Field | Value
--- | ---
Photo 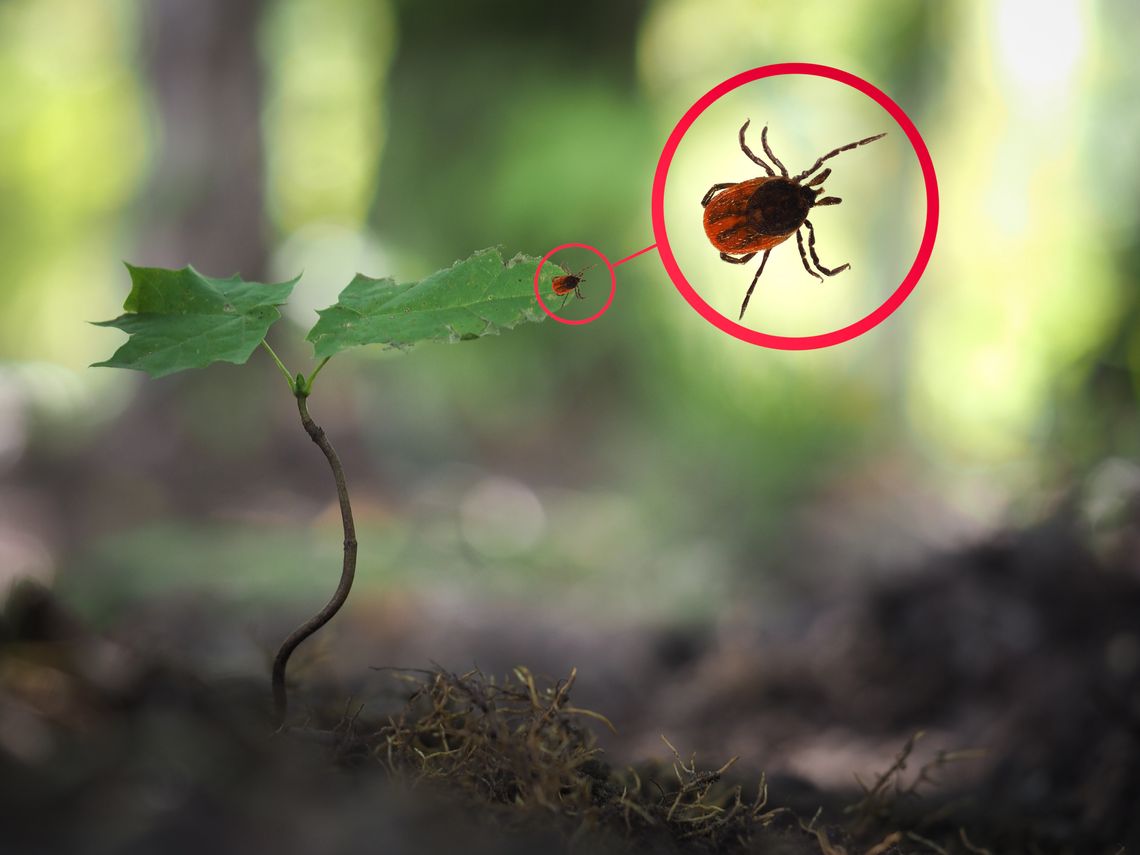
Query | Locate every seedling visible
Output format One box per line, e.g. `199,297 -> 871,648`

93,248 -> 561,726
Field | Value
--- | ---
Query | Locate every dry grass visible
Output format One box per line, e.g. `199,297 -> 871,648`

295,665 -> 995,854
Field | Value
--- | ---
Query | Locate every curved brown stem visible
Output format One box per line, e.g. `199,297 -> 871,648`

271,393 -> 357,727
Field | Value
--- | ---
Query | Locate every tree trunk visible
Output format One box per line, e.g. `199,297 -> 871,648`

137,0 -> 269,278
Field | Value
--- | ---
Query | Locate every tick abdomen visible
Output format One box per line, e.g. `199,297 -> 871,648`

704,177 -> 794,254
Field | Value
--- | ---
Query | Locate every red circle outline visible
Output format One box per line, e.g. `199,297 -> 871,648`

650,63 -> 939,350
533,243 -> 617,326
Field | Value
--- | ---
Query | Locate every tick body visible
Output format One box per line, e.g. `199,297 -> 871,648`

551,265 -> 595,305
702,120 -> 886,320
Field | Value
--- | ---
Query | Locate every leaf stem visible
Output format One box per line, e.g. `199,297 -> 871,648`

271,392 -> 357,727
305,355 -> 331,391
260,339 -> 295,391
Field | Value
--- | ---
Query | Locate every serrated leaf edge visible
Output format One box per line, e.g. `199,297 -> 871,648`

306,247 -> 556,357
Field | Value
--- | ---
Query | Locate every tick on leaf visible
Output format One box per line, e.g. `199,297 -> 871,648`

701,120 -> 886,320
551,265 -> 595,307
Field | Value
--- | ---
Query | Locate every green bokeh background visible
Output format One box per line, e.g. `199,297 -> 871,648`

2,0 -> 1139,651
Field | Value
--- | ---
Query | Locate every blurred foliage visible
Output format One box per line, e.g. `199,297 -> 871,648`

261,0 -> 393,234
2,0 -> 1140,621
0,0 -> 147,364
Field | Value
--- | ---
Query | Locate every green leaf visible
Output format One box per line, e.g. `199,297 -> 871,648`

93,265 -> 299,378
306,248 -> 559,359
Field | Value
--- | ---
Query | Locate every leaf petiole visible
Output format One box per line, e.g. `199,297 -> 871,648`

260,339 -> 296,392
305,356 -> 331,392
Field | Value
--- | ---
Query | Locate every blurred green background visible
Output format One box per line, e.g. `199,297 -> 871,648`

2,0 -> 1139,668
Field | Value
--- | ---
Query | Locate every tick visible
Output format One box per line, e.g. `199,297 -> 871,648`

701,120 -> 886,319
551,264 -> 595,306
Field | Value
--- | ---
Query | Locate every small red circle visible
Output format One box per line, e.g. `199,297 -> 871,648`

651,63 -> 939,350
534,243 -> 617,326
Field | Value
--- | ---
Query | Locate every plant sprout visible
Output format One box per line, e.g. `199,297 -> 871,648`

94,249 -> 560,725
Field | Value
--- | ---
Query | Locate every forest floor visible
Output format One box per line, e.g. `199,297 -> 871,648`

1,507 -> 1137,854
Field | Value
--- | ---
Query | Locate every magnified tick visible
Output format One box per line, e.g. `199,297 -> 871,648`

701,121 -> 885,320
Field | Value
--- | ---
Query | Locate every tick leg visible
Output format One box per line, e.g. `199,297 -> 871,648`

575,287 -> 585,300
738,249 -> 771,320
738,120 -> 775,176
793,132 -> 887,183
702,182 -> 737,207
795,229 -> 824,282
803,219 -> 850,277
761,125 -> 788,177
719,251 -> 756,265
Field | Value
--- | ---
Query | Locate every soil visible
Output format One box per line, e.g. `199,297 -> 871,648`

1,507 -> 1137,854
